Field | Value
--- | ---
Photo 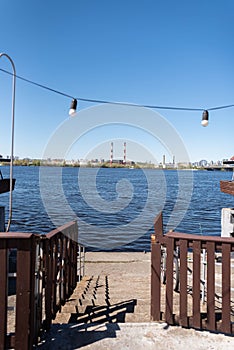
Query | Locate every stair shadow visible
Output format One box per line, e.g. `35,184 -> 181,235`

69,298 -> 137,324
37,274 -> 137,349
70,275 -> 137,324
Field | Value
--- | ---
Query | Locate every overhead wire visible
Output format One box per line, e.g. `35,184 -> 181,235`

0,67 -> 233,113
0,67 -> 74,99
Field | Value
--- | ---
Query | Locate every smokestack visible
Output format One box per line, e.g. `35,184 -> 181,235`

110,142 -> 113,165
123,142 -> 126,164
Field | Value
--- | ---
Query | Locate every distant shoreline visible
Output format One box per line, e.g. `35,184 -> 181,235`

0,160 -> 233,171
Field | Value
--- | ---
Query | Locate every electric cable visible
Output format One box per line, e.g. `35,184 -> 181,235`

0,67 -> 233,112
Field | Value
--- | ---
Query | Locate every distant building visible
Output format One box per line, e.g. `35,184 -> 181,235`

79,159 -> 89,166
199,159 -> 208,167
111,159 -> 124,164
162,155 -> 166,168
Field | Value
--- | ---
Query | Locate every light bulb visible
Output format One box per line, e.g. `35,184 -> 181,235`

69,108 -> 77,117
201,119 -> 209,127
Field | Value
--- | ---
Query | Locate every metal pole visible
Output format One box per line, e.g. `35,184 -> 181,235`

0,53 -> 16,232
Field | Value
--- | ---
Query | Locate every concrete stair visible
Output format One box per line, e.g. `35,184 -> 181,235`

53,252 -> 151,325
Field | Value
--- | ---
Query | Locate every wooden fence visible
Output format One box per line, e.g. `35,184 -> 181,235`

0,221 -> 82,350
151,212 -> 234,334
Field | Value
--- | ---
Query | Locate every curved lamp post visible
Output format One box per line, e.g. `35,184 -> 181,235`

0,53 -> 16,232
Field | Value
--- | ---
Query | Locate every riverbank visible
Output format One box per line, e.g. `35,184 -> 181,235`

1,160 -> 233,171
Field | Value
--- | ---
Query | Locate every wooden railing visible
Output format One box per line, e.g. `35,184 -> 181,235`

220,180 -> 234,196
151,212 -> 234,334
0,221 -> 83,350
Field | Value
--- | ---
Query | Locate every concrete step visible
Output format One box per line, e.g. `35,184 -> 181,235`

53,252 -> 151,326
53,272 -> 150,324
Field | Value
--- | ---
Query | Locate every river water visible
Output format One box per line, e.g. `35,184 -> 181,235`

0,166 -> 233,251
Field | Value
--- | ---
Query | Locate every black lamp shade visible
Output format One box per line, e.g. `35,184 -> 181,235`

70,98 -> 77,110
201,110 -> 209,126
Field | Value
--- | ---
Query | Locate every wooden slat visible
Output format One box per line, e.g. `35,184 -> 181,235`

52,236 -> 58,313
206,242 -> 215,331
154,212 -> 163,238
15,239 -> 32,349
221,243 -> 231,333
58,237 -> 63,304
0,232 -> 34,239
44,240 -> 52,330
64,236 -> 69,298
72,241 -> 78,288
179,239 -> 188,327
166,231 -> 234,245
165,238 -> 174,325
61,237 -> 66,302
151,235 -> 161,321
0,240 -> 8,350
46,221 -> 77,239
192,241 -> 201,329
220,181 -> 234,196
67,239 -> 72,296
29,237 -> 37,347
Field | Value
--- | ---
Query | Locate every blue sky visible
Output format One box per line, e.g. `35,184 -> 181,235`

0,0 -> 233,163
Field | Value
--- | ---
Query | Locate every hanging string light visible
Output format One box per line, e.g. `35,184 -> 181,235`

1,67 -> 234,125
201,110 -> 209,127
69,98 -> 77,116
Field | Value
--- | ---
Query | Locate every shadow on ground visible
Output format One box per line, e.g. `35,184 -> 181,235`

37,299 -> 137,349
36,323 -> 120,349
70,299 -> 137,324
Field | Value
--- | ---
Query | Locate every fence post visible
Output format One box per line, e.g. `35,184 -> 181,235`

206,242 -> 215,331
179,239 -> 188,327
15,236 -> 37,350
0,239 -> 7,350
151,234 -> 161,321
44,239 -> 52,330
165,237 -> 174,325
221,243 -> 231,334
192,240 -> 201,329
